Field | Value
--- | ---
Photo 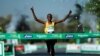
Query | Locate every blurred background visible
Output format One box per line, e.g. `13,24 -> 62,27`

0,0 -> 100,56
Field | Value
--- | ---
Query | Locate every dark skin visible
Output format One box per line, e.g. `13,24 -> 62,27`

31,7 -> 72,25
31,7 -> 72,56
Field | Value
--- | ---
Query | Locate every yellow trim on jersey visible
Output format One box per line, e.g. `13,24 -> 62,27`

44,21 -> 55,33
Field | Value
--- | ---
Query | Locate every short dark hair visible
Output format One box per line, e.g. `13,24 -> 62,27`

47,13 -> 52,18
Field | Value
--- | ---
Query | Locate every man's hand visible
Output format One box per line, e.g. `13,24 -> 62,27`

30,7 -> 35,14
30,7 -> 34,11
55,10 -> 72,24
68,10 -> 72,16
30,6 -> 45,24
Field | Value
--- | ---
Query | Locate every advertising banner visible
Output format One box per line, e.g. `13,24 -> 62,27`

81,44 -> 97,51
5,44 -> 15,56
0,33 -> 100,39
0,41 -> 4,56
66,44 -> 81,53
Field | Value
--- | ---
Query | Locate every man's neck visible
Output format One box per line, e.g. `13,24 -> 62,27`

48,21 -> 52,23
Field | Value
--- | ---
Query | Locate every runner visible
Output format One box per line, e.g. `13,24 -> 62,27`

31,7 -> 72,56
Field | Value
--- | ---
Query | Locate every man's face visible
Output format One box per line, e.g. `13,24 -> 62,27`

47,14 -> 52,21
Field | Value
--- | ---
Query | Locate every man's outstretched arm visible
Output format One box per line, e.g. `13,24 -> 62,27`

31,7 -> 45,24
55,10 -> 72,24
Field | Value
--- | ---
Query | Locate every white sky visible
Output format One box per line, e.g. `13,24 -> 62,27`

0,0 -> 88,19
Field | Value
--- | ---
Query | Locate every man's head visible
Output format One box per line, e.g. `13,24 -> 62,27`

47,13 -> 52,22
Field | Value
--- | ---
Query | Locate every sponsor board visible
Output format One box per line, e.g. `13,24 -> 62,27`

66,44 -> 81,53
66,44 -> 100,53
81,44 -> 97,51
0,41 -> 4,56
5,44 -> 15,56
24,44 -> 37,53
97,45 -> 100,51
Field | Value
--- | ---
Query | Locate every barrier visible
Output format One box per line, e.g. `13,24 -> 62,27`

0,41 -> 4,56
0,41 -> 15,56
5,44 -> 15,56
0,33 -> 100,39
0,33 -> 100,55
66,44 -> 100,54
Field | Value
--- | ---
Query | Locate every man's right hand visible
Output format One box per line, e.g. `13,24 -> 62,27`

31,7 -> 34,11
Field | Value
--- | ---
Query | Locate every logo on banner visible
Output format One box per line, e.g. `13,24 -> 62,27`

24,34 -> 33,39
65,34 -> 74,39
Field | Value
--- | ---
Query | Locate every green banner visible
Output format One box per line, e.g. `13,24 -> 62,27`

0,33 -> 100,39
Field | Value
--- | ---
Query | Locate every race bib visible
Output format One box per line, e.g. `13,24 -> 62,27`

47,26 -> 54,33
